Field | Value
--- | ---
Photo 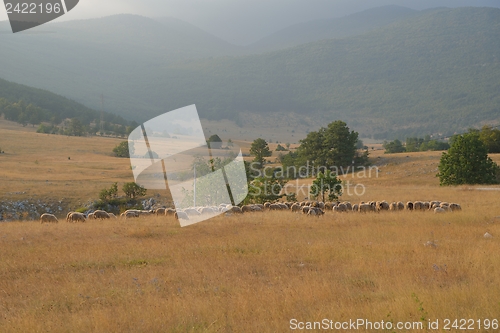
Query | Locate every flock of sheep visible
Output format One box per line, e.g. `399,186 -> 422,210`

239,200 -> 461,217
38,200 -> 461,223
282,200 -> 461,216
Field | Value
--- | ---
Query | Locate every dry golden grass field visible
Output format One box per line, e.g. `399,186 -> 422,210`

1,120 -> 500,332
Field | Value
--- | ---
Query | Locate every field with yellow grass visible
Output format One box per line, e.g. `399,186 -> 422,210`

1,119 -> 500,332
0,119 -> 291,208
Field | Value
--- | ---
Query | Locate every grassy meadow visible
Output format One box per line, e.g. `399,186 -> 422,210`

1,120 -> 500,332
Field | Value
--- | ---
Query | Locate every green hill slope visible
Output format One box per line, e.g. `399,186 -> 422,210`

0,77 -> 131,128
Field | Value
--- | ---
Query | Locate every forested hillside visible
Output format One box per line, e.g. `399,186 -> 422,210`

0,77 -> 134,135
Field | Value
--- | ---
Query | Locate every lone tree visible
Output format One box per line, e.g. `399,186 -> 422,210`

310,170 -> 343,202
250,138 -> 272,170
99,183 -> 118,201
437,132 -> 499,185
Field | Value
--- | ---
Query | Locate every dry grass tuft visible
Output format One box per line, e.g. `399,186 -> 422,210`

125,226 -> 158,238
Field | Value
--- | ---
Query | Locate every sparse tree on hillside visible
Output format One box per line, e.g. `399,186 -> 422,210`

250,138 -> 272,170
123,182 -> 147,199
207,134 -> 222,149
3,103 -> 22,122
25,104 -> 42,127
50,114 -> 61,126
297,120 -> 368,174
246,176 -> 286,204
383,139 -> 405,153
113,141 -> 130,158
0,97 -> 7,111
275,144 -> 287,151
405,137 -> 424,152
479,125 -> 500,153
68,118 -> 84,136
99,183 -> 118,201
17,112 -> 28,127
126,121 -> 139,135
310,170 -> 342,202
208,134 -> 222,142
437,132 -> 499,185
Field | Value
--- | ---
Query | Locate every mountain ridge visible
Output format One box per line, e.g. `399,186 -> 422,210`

248,5 -> 419,53
2,7 -> 500,139
150,7 -> 500,138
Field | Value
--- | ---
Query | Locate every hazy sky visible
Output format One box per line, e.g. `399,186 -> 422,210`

2,0 -> 500,44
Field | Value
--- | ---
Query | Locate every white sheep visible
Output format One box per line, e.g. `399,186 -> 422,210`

124,211 -> 140,218
307,207 -> 324,217
358,203 -> 374,213
93,210 -> 110,220
68,212 -> 86,223
40,213 -> 58,223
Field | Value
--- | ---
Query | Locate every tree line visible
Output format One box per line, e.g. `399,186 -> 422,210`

383,126 -> 500,154
0,97 -> 137,137
383,136 -> 450,154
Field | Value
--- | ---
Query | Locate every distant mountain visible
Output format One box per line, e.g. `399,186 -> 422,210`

54,14 -> 243,59
145,7 -> 500,138
2,7 -> 500,139
248,5 -> 419,53
0,14 -> 245,120
153,17 -> 243,54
